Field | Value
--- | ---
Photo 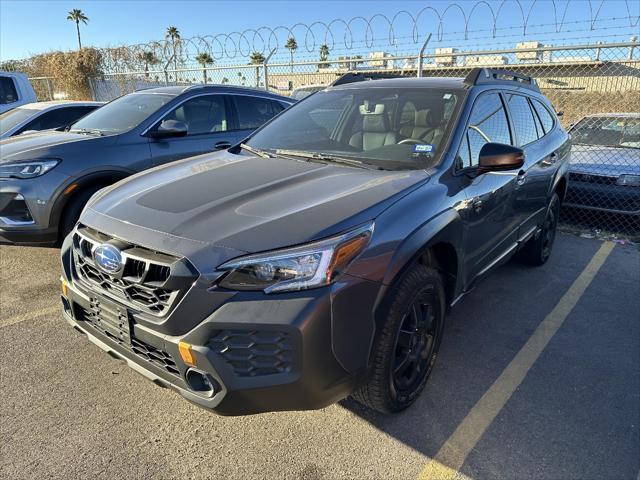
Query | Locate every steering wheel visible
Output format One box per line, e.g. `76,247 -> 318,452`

398,138 -> 423,145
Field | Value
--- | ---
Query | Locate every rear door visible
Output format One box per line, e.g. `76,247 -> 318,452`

229,95 -> 287,143
503,93 -> 557,239
457,91 -> 520,284
148,94 -> 240,166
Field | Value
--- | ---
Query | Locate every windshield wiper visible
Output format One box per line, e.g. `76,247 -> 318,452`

274,149 -> 378,170
69,128 -> 104,136
239,143 -> 274,158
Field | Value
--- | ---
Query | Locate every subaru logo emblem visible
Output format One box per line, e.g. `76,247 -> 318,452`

94,244 -> 123,274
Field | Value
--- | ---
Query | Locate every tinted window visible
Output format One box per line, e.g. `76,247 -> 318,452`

164,95 -> 228,135
19,106 -> 98,133
71,93 -> 173,134
0,107 -> 35,135
505,93 -> 539,145
457,93 -> 511,169
532,99 -> 554,133
0,76 -> 18,105
234,96 -> 284,130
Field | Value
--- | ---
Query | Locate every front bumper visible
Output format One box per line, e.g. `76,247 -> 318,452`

0,173 -> 71,244
60,234 -> 381,415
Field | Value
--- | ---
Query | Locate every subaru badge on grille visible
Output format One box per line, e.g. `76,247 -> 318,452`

94,244 -> 123,274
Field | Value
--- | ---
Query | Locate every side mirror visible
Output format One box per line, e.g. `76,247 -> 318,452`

149,119 -> 188,139
478,142 -> 524,173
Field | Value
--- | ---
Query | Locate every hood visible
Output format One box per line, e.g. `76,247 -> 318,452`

82,151 -> 427,264
0,130 -> 116,163
570,144 -> 640,177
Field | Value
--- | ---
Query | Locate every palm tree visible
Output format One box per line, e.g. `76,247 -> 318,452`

67,9 -> 89,50
195,52 -> 214,84
319,44 -> 330,69
166,26 -> 181,72
221,77 -> 229,84
249,51 -> 265,87
138,51 -> 160,78
285,37 -> 298,73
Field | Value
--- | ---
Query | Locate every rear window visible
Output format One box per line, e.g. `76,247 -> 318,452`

505,93 -> 539,146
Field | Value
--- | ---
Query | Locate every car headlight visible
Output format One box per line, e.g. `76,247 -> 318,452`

0,159 -> 60,179
616,174 -> 640,187
217,222 -> 374,293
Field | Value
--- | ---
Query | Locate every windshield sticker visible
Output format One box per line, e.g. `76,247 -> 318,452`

413,144 -> 434,153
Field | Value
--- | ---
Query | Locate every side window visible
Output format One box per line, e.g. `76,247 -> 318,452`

233,96 -> 285,130
505,93 -> 539,145
457,93 -> 511,169
529,99 -> 545,138
0,76 -> 19,105
164,95 -> 228,135
531,99 -> 554,134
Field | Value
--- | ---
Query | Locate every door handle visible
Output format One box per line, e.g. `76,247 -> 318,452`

516,170 -> 526,186
214,141 -> 232,150
543,151 -> 558,166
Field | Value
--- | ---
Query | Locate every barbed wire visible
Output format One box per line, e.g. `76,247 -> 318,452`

109,0 -> 638,63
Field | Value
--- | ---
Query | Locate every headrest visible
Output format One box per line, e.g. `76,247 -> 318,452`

363,114 -> 388,133
359,102 -> 385,115
415,109 -> 435,128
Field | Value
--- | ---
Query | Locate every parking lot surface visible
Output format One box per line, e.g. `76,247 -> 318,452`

1,233 -> 638,480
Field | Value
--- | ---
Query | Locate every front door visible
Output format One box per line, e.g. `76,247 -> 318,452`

457,92 -> 520,285
149,94 -> 243,166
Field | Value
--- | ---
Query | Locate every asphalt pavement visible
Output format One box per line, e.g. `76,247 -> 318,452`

0,233 -> 638,480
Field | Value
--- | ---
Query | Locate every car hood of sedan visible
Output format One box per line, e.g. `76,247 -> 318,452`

81,150 -> 427,263
570,144 -> 640,177
0,130 -> 113,163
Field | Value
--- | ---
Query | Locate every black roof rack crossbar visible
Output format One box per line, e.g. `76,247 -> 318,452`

463,68 -> 540,92
331,71 -> 405,86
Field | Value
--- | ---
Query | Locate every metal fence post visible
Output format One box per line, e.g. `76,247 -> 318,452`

263,48 -> 276,91
417,33 -> 432,77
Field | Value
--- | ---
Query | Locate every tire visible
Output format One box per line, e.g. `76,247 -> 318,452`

59,186 -> 103,242
516,192 -> 560,266
352,264 -> 446,414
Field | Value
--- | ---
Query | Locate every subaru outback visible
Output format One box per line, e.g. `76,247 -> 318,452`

60,69 -> 570,415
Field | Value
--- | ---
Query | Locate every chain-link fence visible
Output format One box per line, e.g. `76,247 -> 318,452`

25,37 -> 639,239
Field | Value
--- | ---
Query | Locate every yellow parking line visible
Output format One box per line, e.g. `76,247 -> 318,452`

0,304 -> 60,329
418,241 -> 615,480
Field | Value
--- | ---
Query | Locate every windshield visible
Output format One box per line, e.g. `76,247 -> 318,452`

246,87 -> 462,171
70,92 -> 173,134
0,107 -> 37,135
571,116 -> 640,149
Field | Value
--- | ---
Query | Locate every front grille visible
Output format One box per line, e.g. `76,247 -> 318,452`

74,303 -> 179,376
72,225 -> 196,316
569,172 -> 617,185
209,330 -> 293,377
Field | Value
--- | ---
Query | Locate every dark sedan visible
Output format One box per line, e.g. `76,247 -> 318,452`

566,113 -> 640,220
0,85 -> 293,244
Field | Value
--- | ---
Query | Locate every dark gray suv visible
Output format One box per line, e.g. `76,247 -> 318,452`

0,85 -> 293,244
60,69 -> 570,415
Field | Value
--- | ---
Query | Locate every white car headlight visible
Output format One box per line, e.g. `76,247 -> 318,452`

217,222 -> 374,293
616,174 -> 640,187
0,159 -> 60,179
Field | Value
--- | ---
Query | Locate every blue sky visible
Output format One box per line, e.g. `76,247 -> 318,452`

1,0 -> 638,62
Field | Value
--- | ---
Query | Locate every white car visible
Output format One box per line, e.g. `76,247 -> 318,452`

290,84 -> 326,100
0,71 -> 37,114
0,101 -> 103,139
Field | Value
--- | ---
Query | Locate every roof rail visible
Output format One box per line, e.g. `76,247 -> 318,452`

331,71 -> 405,87
463,68 -> 540,92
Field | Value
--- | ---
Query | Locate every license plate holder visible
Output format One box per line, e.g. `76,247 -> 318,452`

88,295 -> 132,345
